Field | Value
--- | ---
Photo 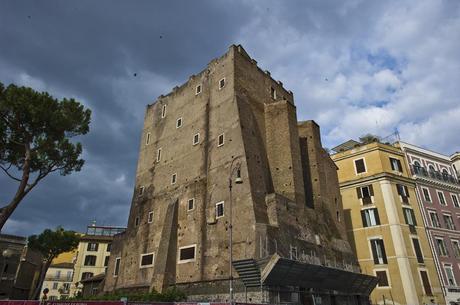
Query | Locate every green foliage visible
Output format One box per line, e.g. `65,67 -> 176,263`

69,287 -> 187,302
28,227 -> 79,261
359,133 -> 381,144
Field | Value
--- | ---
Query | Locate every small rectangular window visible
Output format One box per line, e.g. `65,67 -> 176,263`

355,158 -> 366,174
452,194 -> 460,208
193,133 -> 200,145
219,78 -> 225,89
156,148 -> 162,163
104,256 -> 110,267
452,240 -> 460,258
138,186 -> 145,196
270,87 -> 276,99
196,85 -> 202,95
403,208 -> 417,226
370,238 -> 387,264
397,184 -> 410,204
140,253 -> 154,268
146,132 -> 151,145
429,212 -> 441,228
444,264 -> 457,286
290,245 -> 298,260
179,245 -> 196,263
438,191 -> 447,205
412,238 -> 424,263
114,257 -> 121,277
148,211 -> 154,223
389,157 -> 403,172
171,173 -> 177,184
375,270 -> 389,287
218,134 -> 224,147
420,270 -> 433,296
135,216 -> 140,227
361,208 -> 380,227
161,105 -> 166,118
443,214 -> 456,230
357,185 -> 374,205
176,117 -> 183,128
107,243 -> 112,252
84,255 -> 97,266
216,201 -> 224,218
436,238 -> 448,256
187,198 -> 195,211
422,188 -> 432,202
87,243 -> 99,252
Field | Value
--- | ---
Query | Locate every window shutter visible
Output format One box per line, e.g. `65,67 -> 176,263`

396,184 -> 402,196
361,210 -> 368,227
411,210 -> 417,226
379,239 -> 388,264
369,184 -> 374,196
404,185 -> 410,197
420,271 -> 433,296
371,240 -> 379,264
397,159 -> 403,172
403,209 -> 409,224
374,209 -> 381,225
413,239 -> 424,263
357,187 -> 363,199
390,158 -> 395,171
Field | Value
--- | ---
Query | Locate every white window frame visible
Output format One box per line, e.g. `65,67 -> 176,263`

218,133 -> 225,147
444,263 -> 457,286
138,186 -> 145,197
271,87 -> 276,99
451,239 -> 460,258
113,257 -> 121,277
219,78 -> 226,90
148,211 -> 154,223
443,213 -> 455,230
435,237 -> 448,256
429,211 -> 441,228
161,105 -> 166,118
361,207 -> 379,227
421,187 -> 432,202
437,190 -> 447,206
216,201 -> 224,218
145,132 -> 151,145
374,268 -> 391,288
195,84 -> 202,95
193,133 -> 200,145
178,244 -> 197,264
187,198 -> 195,211
156,148 -> 162,163
369,237 -> 387,265
139,252 -> 155,268
176,117 -> 183,128
353,157 -> 367,175
451,193 -> 460,208
171,173 -> 177,185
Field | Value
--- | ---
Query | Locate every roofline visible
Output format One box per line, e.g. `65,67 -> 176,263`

398,141 -> 451,162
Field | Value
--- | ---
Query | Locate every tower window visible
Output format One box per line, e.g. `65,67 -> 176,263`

171,173 -> 177,184
176,117 -> 183,128
134,216 -> 140,227
219,78 -> 225,89
217,133 -> 225,147
114,257 -> 121,277
196,85 -> 202,95
271,87 -> 276,99
216,201 -> 224,218
187,198 -> 195,211
148,211 -> 154,223
354,158 -> 366,174
156,148 -> 162,162
140,253 -> 154,268
161,105 -> 166,118
138,186 -> 145,196
146,132 -> 151,145
193,133 -> 200,145
178,245 -> 196,263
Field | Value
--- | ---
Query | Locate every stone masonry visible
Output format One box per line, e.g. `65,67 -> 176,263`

103,45 -> 376,305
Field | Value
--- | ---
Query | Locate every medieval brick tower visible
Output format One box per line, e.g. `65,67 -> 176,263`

103,45 -> 376,304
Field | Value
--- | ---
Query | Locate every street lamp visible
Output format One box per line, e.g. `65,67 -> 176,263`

229,157 -> 243,304
0,249 -> 15,284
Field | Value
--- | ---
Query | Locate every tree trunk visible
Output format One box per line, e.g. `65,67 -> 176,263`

0,143 -> 31,231
32,259 -> 52,300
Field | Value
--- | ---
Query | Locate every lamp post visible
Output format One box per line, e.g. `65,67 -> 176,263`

229,157 -> 243,304
0,249 -> 15,285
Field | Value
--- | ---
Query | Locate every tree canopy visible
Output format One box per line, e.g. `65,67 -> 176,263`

0,82 -> 91,230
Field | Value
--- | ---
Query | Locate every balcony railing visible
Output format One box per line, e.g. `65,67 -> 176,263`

45,275 -> 73,282
410,165 -> 460,186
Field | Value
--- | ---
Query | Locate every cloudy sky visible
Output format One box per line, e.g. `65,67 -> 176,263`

1,0 -> 459,236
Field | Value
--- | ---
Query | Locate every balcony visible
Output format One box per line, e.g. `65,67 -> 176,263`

410,165 -> 460,186
45,275 -> 73,282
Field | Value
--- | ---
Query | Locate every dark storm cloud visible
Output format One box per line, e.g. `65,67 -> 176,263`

0,0 -> 253,235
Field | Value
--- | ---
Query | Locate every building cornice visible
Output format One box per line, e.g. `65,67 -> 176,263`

338,172 -> 415,189
331,142 -> 404,162
399,141 -> 452,163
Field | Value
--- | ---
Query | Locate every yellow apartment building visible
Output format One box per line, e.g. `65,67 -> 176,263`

70,224 -> 125,297
331,141 -> 445,305
40,250 -> 77,300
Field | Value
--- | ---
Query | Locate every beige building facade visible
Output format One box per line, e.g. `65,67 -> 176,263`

70,225 -> 124,297
332,141 -> 445,305
103,45 -> 376,305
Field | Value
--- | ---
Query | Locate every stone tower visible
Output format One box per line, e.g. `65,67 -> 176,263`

103,45 -> 376,304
